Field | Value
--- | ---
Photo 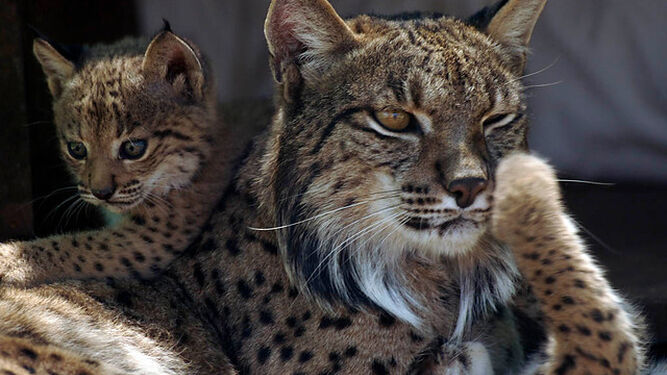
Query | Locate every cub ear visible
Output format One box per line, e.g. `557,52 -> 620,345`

142,30 -> 205,101
33,38 -> 75,98
264,0 -> 358,101
468,0 -> 547,74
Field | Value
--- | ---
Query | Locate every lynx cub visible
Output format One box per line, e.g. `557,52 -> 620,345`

0,27 -> 257,286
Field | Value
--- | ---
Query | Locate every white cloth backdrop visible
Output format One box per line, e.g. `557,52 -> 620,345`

137,0 -> 667,182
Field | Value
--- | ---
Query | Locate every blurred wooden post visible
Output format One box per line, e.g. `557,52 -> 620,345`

0,0 -> 33,240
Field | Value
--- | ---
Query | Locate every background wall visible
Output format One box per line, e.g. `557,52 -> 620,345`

137,0 -> 667,182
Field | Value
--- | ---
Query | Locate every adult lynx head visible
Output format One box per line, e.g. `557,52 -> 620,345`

33,25 -> 215,213
261,0 -> 546,325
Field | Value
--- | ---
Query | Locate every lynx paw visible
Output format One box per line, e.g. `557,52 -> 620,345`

491,153 -> 562,246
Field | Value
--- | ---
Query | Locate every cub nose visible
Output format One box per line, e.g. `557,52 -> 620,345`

91,186 -> 116,201
447,178 -> 488,209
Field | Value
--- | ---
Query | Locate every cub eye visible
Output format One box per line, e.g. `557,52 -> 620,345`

67,142 -> 87,160
482,113 -> 520,133
374,109 -> 411,131
119,139 -> 148,160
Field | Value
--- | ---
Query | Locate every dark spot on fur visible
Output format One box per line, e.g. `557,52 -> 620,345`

299,351 -> 313,363
255,271 -> 266,286
329,352 -> 340,362
371,360 -> 389,375
555,355 -> 576,375
237,279 -> 253,299
591,308 -> 604,323
257,346 -> 271,364
133,251 -> 145,263
410,331 -> 424,342
562,296 -> 575,304
319,316 -> 352,330
545,276 -> 555,284
558,324 -> 570,333
273,332 -> 286,344
19,348 -> 37,360
271,282 -> 284,293
294,326 -> 306,337
617,342 -> 629,363
378,313 -> 396,328
280,346 -> 294,361
259,309 -> 275,325
576,325 -> 592,336
598,331 -> 613,341
344,346 -> 358,357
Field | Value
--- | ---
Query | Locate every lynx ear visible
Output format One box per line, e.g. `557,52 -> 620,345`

264,0 -> 357,101
142,31 -> 205,101
470,0 -> 547,74
33,38 -> 75,98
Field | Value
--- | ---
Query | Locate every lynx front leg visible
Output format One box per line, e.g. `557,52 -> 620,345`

491,153 -> 645,375
0,178 -> 218,287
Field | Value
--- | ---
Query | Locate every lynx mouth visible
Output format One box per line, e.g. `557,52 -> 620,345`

403,216 -> 483,235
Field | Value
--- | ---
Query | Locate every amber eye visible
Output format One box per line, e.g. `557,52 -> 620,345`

374,109 -> 411,131
67,142 -> 87,160
119,139 -> 148,160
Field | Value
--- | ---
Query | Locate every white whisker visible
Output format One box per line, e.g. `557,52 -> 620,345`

556,179 -> 615,186
248,195 -> 400,231
523,81 -> 563,89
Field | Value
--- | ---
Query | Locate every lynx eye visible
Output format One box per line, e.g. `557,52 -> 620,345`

67,142 -> 87,160
482,113 -> 520,133
119,139 -> 148,160
374,109 -> 411,131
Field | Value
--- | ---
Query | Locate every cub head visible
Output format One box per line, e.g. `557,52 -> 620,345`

33,26 -> 215,213
262,0 -> 546,325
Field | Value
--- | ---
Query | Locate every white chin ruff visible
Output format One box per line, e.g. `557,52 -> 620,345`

404,220 -> 488,258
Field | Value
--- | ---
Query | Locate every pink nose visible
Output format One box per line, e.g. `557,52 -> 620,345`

447,178 -> 488,208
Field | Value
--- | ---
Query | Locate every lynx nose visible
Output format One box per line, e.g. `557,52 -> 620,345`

91,186 -> 116,201
447,178 -> 488,209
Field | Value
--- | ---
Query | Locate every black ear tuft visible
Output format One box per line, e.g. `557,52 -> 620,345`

162,19 -> 172,33
466,0 -> 509,30
28,25 -> 85,66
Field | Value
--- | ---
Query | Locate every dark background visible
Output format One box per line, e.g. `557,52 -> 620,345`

0,0 -> 665,362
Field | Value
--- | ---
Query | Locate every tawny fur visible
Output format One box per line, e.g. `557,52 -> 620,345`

492,154 -> 645,375
0,32 -> 268,287
0,0 -> 648,374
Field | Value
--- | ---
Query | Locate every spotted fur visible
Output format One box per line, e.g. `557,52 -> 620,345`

0,29 -> 259,286
0,1 -> 649,374
492,154 -> 646,375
